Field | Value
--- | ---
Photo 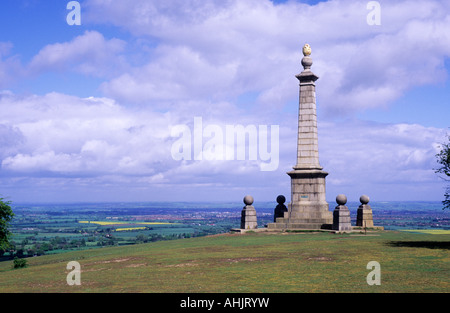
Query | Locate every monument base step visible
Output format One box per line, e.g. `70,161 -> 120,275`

276,217 -> 333,224
231,225 -> 384,233
267,222 -> 332,230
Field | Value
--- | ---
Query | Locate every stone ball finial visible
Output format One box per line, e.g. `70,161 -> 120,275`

301,56 -> 313,70
336,194 -> 347,206
302,43 -> 311,56
276,195 -> 286,204
243,195 -> 254,206
360,195 -> 370,205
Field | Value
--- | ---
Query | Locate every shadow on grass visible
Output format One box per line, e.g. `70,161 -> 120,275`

386,241 -> 450,250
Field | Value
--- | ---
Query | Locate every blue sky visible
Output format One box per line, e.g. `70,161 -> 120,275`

0,0 -> 449,204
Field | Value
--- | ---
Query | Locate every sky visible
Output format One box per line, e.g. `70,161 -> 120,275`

0,0 -> 449,204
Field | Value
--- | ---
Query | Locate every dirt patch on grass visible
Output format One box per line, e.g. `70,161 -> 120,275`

166,261 -> 199,268
306,256 -> 333,261
84,257 -> 144,268
102,258 -> 132,263
91,257 -> 143,265
83,267 -> 111,272
219,257 -> 274,264
125,263 -> 147,268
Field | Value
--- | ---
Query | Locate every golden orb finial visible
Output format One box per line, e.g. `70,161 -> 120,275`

302,43 -> 311,56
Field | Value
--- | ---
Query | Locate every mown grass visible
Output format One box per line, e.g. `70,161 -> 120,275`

0,230 -> 448,293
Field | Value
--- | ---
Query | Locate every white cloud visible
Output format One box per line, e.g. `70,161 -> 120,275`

100,44 -> 241,104
0,122 -> 25,160
0,92 -> 282,180
0,92 -> 173,176
0,89 -> 446,201
0,42 -> 25,88
84,0 -> 450,117
319,120 -> 448,200
1,0 -> 449,202
29,30 -> 127,78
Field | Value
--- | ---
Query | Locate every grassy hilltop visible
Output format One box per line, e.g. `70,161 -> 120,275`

0,230 -> 448,293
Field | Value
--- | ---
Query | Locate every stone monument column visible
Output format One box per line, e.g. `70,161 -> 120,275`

294,43 -> 322,171
269,44 -> 332,230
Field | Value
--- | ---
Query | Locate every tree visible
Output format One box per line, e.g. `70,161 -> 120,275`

435,135 -> 450,210
13,257 -> 27,269
0,197 -> 15,250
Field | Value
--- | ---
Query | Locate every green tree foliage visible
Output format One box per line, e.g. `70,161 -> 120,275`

13,257 -> 27,269
435,135 -> 450,210
0,197 -> 15,250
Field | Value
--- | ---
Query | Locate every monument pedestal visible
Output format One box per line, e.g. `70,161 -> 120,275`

241,195 -> 257,230
332,194 -> 352,232
268,169 -> 332,230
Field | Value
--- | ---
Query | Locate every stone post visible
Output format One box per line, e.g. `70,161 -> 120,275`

274,195 -> 288,222
356,195 -> 374,227
241,195 -> 257,230
332,194 -> 352,232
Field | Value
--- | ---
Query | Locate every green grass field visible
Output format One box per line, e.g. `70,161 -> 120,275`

0,230 -> 448,293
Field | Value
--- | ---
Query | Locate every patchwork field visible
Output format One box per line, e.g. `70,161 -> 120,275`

78,221 -> 176,226
0,230 -> 448,293
400,229 -> 450,235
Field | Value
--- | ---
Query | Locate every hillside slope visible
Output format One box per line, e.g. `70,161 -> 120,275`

0,231 -> 448,293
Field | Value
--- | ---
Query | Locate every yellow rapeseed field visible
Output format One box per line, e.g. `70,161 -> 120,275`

115,227 -> 147,231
